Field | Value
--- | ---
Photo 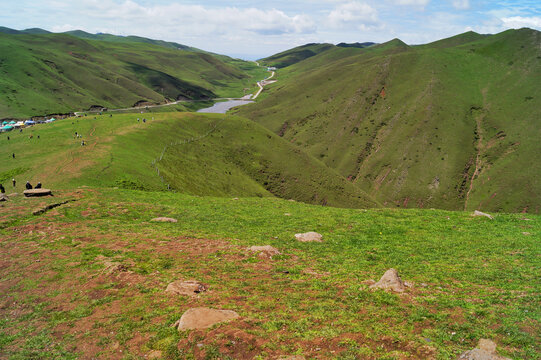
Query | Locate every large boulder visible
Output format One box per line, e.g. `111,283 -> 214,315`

23,188 -> 52,197
174,307 -> 239,330
369,268 -> 406,293
294,232 -> 323,242
165,280 -> 207,296
248,245 -> 281,258
457,339 -> 511,360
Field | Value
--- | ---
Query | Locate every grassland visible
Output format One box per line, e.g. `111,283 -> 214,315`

0,31 -> 267,118
0,109 -> 539,359
0,184 -> 539,359
237,28 -> 541,213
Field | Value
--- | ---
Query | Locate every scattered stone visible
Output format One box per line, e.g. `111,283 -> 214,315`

248,245 -> 281,258
23,188 -> 53,197
284,213 -> 291,216
232,197 -> 239,200
472,210 -> 494,220
295,232 -> 323,242
147,350 -> 163,359
174,307 -> 239,330
522,232 -> 531,236
369,268 -> 406,293
151,217 -> 177,223
277,356 -> 306,360
165,280 -> 207,296
458,339 -> 511,360
103,260 -> 129,275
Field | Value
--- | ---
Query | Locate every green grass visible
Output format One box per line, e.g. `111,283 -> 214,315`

0,187 -> 539,359
237,28 -> 541,213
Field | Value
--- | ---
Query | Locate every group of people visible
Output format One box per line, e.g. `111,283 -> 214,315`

25,181 -> 42,190
0,179 -> 42,193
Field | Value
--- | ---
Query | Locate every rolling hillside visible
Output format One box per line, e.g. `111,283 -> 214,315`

0,29 -> 266,118
237,28 -> 541,213
0,112 -> 377,209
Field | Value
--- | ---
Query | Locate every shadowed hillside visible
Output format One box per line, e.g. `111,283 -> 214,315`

237,28 -> 541,213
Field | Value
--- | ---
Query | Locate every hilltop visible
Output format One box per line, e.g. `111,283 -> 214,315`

0,29 -> 267,118
237,28 -> 541,213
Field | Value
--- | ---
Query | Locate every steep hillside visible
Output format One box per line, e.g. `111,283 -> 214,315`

0,31 -> 266,118
237,29 -> 541,213
0,112 -> 378,209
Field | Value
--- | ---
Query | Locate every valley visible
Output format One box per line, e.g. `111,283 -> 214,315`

0,25 -> 539,360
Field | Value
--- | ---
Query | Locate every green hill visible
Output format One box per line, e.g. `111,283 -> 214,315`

0,31 -> 266,118
237,28 -> 541,213
0,111 -> 377,209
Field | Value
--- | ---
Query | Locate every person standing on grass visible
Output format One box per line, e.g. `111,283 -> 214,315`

0,184 -> 5,194
35,182 -> 42,189
12,153 -> 15,159
26,181 -> 32,190
12,178 -> 16,187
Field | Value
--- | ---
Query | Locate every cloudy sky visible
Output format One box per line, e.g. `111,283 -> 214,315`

1,0 -> 540,59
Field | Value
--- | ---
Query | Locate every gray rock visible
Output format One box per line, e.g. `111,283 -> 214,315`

369,268 -> 405,293
294,232 -> 323,242
166,280 -> 207,296
151,217 -> 178,223
457,339 -> 511,360
248,245 -> 281,257
23,188 -> 52,197
174,307 -> 239,330
472,210 -> 494,220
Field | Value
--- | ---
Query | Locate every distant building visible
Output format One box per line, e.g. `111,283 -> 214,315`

267,67 -> 277,71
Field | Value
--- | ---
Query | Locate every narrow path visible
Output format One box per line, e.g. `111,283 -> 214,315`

74,64 -> 275,116
253,71 -> 275,99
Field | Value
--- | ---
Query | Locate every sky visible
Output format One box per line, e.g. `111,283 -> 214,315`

1,0 -> 540,59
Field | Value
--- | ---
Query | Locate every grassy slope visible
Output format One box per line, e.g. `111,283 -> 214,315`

0,187 -> 538,359
237,29 -> 541,213
259,43 -> 336,68
0,33 -> 267,118
0,112 -> 377,209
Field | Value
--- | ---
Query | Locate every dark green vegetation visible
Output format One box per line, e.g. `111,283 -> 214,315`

0,28 -> 267,118
238,28 -> 541,213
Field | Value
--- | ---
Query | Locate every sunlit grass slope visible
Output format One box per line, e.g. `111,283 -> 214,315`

0,112 -> 378,208
237,28 -> 541,213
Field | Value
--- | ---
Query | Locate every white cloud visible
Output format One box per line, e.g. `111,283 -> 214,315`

452,0 -> 470,10
391,0 -> 430,6
54,0 -> 316,37
328,1 -> 380,29
501,16 -> 541,29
